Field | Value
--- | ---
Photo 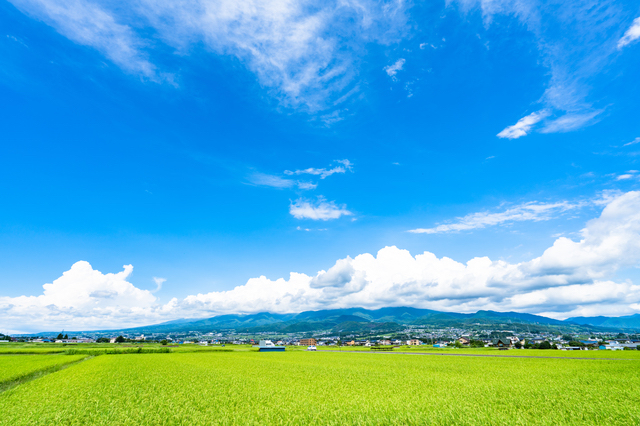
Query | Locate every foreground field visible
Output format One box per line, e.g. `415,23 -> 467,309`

0,350 -> 638,425
0,354 -> 86,386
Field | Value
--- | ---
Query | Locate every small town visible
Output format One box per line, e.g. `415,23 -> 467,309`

8,327 -> 640,351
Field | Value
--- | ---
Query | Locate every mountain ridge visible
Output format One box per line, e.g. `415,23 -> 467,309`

18,307 -> 640,336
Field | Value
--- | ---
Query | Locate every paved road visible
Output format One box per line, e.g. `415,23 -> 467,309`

321,350 -> 634,361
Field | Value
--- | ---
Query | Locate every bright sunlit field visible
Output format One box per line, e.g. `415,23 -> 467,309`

0,349 -> 639,425
0,354 -> 87,386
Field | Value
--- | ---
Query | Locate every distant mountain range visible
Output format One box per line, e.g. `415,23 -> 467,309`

23,307 -> 640,336
565,313 -> 640,330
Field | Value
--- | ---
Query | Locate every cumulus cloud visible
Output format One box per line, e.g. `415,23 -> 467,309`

618,16 -> 640,49
0,261 -> 168,332
497,110 -> 550,139
11,0 -> 408,110
289,197 -> 352,220
181,191 -> 640,319
4,191 -> 640,333
408,199 -> 585,234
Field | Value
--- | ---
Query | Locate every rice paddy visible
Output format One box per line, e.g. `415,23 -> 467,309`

0,348 -> 638,425
0,354 -> 87,386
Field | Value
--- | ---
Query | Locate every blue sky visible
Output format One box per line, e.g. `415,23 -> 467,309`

1,0 -> 640,332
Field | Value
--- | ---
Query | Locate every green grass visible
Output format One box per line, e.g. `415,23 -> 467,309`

319,345 -> 640,359
63,347 -> 172,355
0,354 -> 87,386
0,344 -> 67,354
0,351 -> 638,425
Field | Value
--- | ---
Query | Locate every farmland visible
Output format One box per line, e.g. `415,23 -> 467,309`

0,348 -> 639,425
0,354 -> 87,388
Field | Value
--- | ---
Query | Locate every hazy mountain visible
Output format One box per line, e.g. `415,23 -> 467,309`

565,313 -> 640,329
22,307 -> 640,337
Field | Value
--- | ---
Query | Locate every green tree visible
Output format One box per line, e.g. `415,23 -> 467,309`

514,342 -> 522,349
115,336 -> 125,343
56,333 -> 64,340
539,341 -> 552,350
64,334 -> 68,339
161,340 -> 168,346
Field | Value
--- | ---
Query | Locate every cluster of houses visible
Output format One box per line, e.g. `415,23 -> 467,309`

434,336 -> 640,350
28,337 -> 95,343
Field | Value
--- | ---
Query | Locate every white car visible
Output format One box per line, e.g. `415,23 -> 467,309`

307,345 -> 317,351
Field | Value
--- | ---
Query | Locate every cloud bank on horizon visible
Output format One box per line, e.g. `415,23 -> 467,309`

3,191 -> 640,333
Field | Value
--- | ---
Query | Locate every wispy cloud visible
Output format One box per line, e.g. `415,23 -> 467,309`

248,172 -> 315,190
618,16 -> 640,49
296,226 -> 328,232
249,173 -> 295,189
10,0 -> 161,80
540,110 -> 603,134
623,137 -> 640,147
152,277 -> 165,293
11,0 -> 408,111
384,58 -> 405,80
616,170 -> 639,181
290,197 -> 352,220
285,159 -> 353,179
497,110 -> 550,139
296,181 -> 318,190
408,200 -> 580,234
454,0 -> 625,136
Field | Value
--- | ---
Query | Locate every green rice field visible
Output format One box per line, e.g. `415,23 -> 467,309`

0,347 -> 639,425
0,354 -> 87,386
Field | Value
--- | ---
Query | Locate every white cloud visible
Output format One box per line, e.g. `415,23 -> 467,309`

181,191 -> 640,319
384,58 -> 405,78
248,172 -> 295,189
284,159 -> 353,179
540,110 -> 603,134
497,110 -> 549,139
408,199 -> 581,234
296,181 -> 318,190
453,0 -> 624,135
616,170 -> 638,181
4,191 -> 640,332
623,137 -> 640,147
152,277 -> 166,293
618,16 -> 640,49
10,0 -> 160,80
289,197 -> 352,220
0,261 -> 167,332
11,0 -> 408,110
248,173 -> 317,190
